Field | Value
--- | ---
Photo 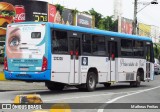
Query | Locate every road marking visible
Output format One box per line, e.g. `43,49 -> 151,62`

43,92 -> 114,102
43,90 -> 143,102
97,85 -> 160,112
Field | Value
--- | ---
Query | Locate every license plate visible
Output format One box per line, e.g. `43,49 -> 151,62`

20,68 -> 28,71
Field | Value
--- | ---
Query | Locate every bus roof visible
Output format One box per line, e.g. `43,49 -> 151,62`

9,22 -> 152,42
50,23 -> 152,42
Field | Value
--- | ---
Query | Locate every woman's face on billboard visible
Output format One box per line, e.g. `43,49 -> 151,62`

7,27 -> 22,58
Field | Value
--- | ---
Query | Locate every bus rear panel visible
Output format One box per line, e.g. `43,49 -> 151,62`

4,23 -> 51,81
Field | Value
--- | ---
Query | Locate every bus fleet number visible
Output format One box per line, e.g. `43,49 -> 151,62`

53,57 -> 63,60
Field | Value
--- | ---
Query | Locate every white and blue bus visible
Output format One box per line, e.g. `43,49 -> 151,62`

4,22 -> 154,91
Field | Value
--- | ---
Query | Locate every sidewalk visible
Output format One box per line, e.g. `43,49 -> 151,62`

0,81 -> 47,91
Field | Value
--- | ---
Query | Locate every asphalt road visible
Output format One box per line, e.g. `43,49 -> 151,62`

0,75 -> 160,112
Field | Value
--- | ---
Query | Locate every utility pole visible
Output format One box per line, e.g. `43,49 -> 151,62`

132,0 -> 158,35
132,0 -> 138,35
113,0 -> 122,33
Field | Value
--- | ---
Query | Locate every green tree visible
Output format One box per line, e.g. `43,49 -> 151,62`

102,16 -> 113,31
86,8 -> 118,31
111,19 -> 118,32
55,4 -> 64,15
96,16 -> 118,31
88,8 -> 102,28
154,43 -> 160,59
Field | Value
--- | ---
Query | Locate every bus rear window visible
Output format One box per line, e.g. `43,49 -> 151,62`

31,32 -> 41,39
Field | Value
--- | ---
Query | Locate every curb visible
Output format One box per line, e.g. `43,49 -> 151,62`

0,72 -> 6,80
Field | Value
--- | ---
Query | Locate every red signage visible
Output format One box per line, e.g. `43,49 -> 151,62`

14,5 -> 25,22
48,4 -> 56,23
121,17 -> 133,34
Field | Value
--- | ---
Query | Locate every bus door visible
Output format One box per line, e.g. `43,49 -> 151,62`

108,41 -> 117,81
69,37 -> 81,84
146,45 -> 151,79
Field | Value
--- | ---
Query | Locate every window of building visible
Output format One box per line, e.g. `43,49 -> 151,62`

52,30 -> 68,54
121,39 -> 133,56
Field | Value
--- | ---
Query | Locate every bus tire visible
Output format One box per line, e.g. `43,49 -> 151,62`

86,72 -> 97,92
45,82 -> 64,91
104,83 -> 111,88
130,72 -> 141,87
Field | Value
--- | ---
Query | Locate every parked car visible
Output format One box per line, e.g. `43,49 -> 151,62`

154,58 -> 160,75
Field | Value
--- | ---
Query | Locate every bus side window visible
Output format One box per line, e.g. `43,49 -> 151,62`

133,40 -> 144,57
92,35 -> 106,56
52,30 -> 68,54
82,34 -> 92,55
121,39 -> 133,56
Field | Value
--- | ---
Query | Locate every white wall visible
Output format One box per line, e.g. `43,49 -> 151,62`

151,25 -> 160,43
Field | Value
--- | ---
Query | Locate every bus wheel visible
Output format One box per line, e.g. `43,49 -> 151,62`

135,75 -> 141,87
86,72 -> 97,92
130,72 -> 141,87
104,83 -> 111,88
45,82 -> 64,91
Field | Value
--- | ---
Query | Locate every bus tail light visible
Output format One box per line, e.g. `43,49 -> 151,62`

111,53 -> 115,60
70,51 -> 74,59
75,51 -> 79,59
70,51 -> 73,55
42,56 -> 48,71
4,57 -> 8,71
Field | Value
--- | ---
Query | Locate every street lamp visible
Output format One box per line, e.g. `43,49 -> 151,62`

132,0 -> 158,35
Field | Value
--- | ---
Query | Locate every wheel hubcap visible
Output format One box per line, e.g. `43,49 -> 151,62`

137,76 -> 140,82
89,76 -> 95,88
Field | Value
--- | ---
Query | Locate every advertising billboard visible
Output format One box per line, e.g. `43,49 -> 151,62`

138,23 -> 151,37
48,7 -> 74,25
121,17 -> 133,34
32,0 -> 52,4
62,8 -> 74,25
0,0 -> 48,36
76,13 -> 93,28
48,4 -> 57,23
0,2 -> 15,36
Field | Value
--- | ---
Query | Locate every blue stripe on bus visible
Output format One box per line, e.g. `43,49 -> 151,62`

50,23 -> 152,41
9,22 -> 152,41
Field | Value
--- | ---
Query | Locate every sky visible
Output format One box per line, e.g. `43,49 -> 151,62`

48,0 -> 160,27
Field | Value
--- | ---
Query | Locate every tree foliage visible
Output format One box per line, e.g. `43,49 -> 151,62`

154,43 -> 160,59
86,8 -> 118,31
88,8 -> 102,28
55,4 -> 64,15
98,16 -> 118,31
